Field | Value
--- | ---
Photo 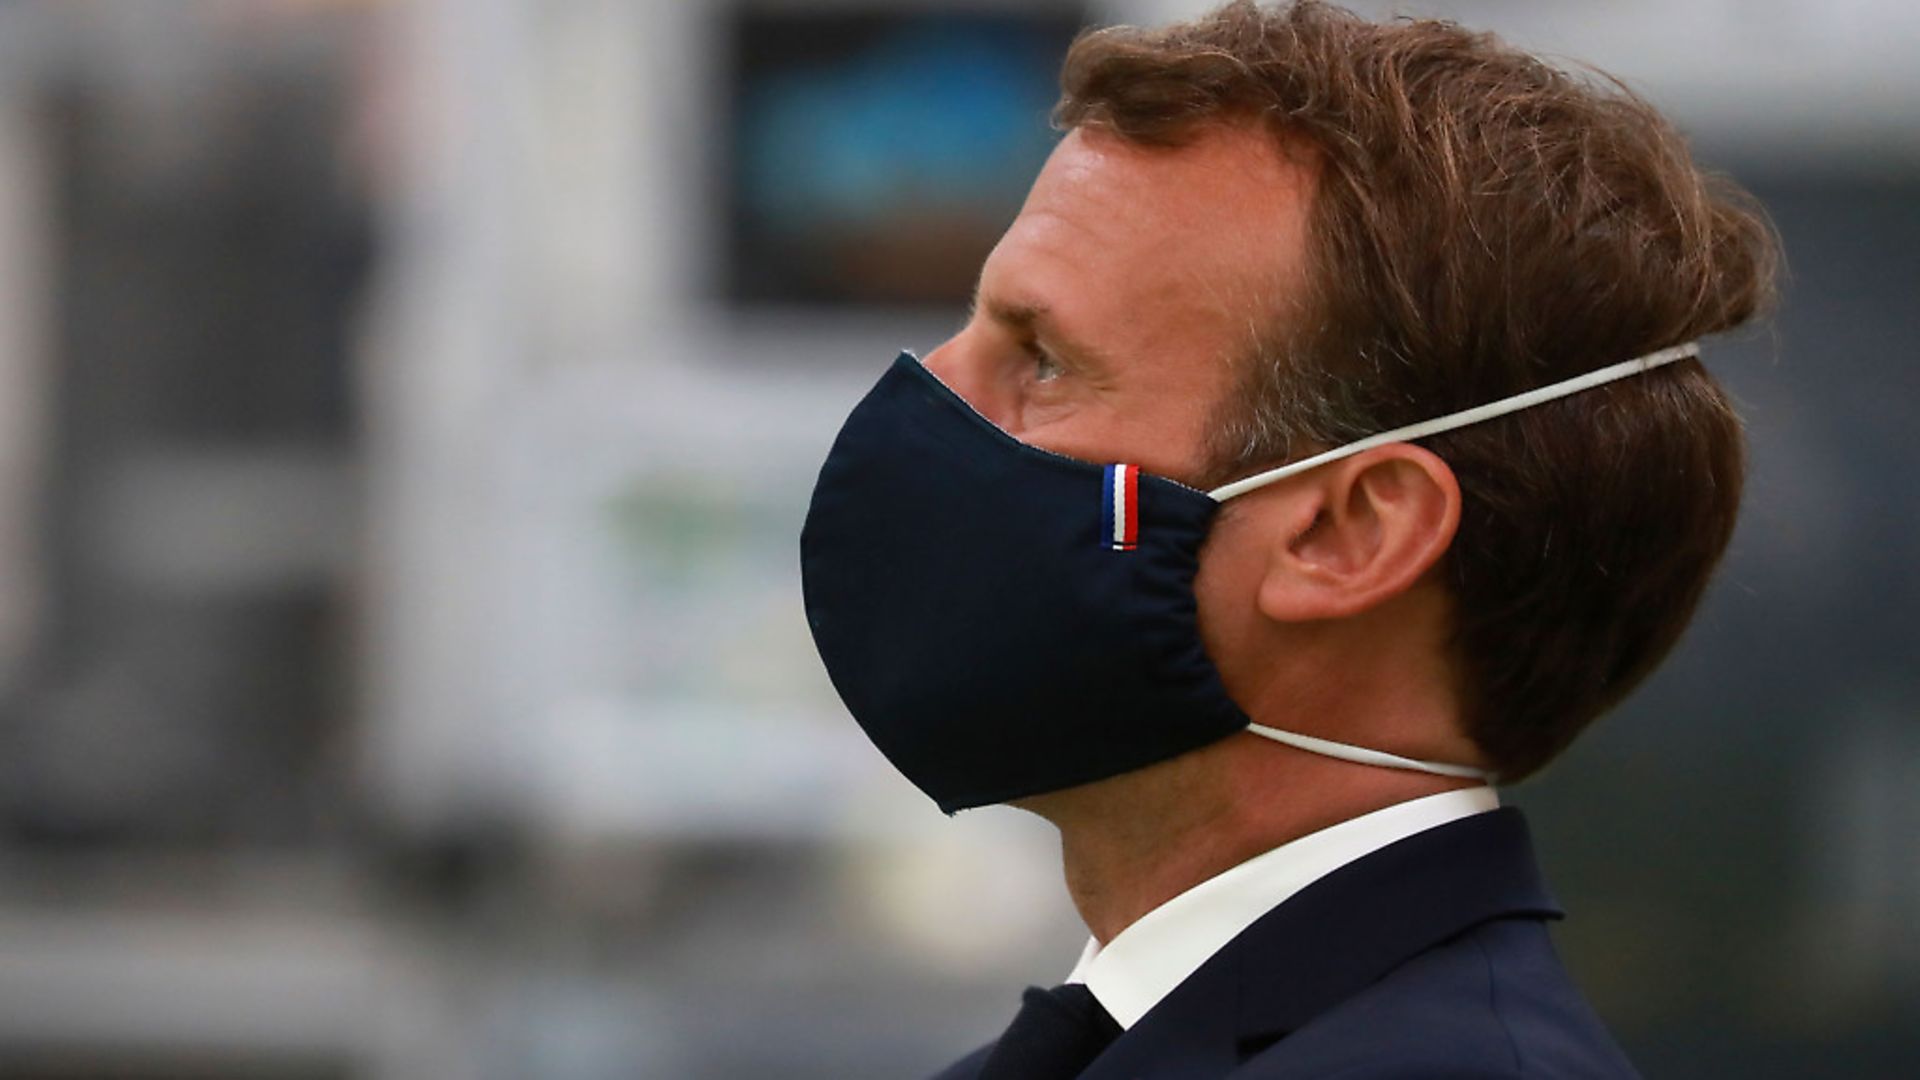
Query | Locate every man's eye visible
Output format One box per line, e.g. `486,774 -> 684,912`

1026,342 -> 1065,383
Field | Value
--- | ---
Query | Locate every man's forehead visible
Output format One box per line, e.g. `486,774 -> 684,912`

1033,126 -> 1295,219
984,125 -> 1313,336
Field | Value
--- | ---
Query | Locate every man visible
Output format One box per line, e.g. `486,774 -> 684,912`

800,2 -> 1777,1077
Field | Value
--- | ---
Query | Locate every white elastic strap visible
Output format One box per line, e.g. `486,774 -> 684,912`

1246,723 -> 1494,781
1206,342 -> 1701,501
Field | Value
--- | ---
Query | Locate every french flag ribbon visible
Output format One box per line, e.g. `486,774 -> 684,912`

1101,464 -> 1140,552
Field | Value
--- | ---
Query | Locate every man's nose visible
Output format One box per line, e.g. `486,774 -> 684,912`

923,338 -> 1016,433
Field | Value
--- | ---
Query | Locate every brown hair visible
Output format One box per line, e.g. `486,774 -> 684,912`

1057,0 -> 1779,779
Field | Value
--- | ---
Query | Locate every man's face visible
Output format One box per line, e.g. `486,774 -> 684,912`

923,123 -> 1316,486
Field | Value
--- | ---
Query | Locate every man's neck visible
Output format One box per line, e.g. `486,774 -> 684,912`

1027,737 -> 1473,944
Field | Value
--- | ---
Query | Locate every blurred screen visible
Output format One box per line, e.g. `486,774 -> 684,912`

723,5 -> 1087,307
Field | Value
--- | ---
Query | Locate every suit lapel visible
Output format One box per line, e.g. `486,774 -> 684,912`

1079,808 -> 1561,1079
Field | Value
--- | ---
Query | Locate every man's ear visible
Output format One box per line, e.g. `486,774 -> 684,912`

1254,444 -> 1461,623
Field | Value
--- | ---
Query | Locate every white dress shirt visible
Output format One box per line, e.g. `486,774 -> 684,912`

1064,786 -> 1501,1029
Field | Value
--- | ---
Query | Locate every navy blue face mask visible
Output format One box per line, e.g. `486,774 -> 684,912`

802,347 -> 1694,812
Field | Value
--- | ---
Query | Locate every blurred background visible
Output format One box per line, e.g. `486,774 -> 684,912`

0,0 -> 1912,1076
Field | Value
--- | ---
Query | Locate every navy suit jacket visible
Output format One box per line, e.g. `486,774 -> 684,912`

932,809 -> 1640,1079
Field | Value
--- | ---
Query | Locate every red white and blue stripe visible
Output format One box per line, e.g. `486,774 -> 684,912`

1102,464 -> 1140,552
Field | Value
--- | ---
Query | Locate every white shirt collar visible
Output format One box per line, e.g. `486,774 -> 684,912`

1064,786 -> 1500,1029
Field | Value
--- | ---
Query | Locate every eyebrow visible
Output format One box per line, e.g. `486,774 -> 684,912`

979,294 -> 1045,331
976,293 -> 1115,374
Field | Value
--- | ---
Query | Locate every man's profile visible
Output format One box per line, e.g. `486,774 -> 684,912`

800,2 -> 1777,1076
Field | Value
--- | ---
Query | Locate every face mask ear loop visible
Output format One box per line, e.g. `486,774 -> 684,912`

1206,342 -> 1701,502
1220,343 -> 1699,783
1246,724 -> 1496,782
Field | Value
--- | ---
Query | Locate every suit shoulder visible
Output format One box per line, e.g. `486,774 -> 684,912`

926,1041 -> 992,1080
1233,918 -> 1640,1080
1471,919 -> 1641,1078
